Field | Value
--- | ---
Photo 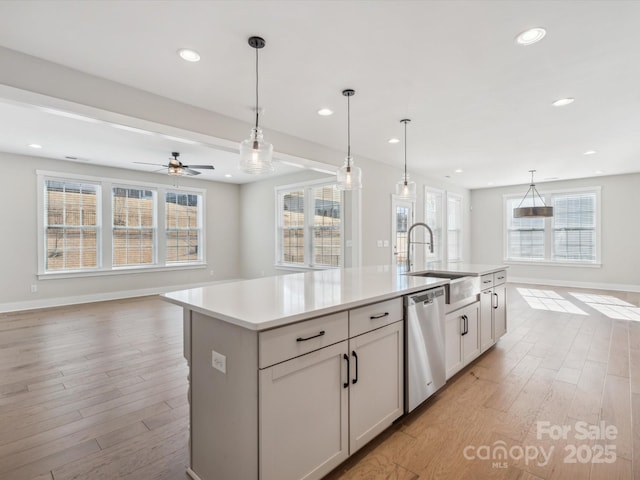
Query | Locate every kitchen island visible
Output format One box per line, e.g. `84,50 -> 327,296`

163,263 -> 506,480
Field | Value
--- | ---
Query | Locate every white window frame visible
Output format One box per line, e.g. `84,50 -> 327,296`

503,186 -> 601,266
275,179 -> 344,270
37,170 -> 206,278
40,177 -> 102,273
165,190 -> 205,265
446,192 -> 463,262
111,185 -> 157,268
424,187 -> 445,262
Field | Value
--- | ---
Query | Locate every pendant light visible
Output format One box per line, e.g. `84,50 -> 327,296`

336,89 -> 362,190
395,118 -> 416,200
239,36 -> 274,175
513,170 -> 553,218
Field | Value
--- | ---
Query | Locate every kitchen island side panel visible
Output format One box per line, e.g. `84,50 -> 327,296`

191,311 -> 259,480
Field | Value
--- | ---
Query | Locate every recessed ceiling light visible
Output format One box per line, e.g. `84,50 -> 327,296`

177,48 -> 201,62
28,143 -> 42,149
224,174 -> 233,178
583,150 -> 597,155
388,138 -> 400,144
317,108 -> 333,116
595,170 -> 604,174
454,169 -> 463,173
552,97 -> 575,107
516,27 -> 547,46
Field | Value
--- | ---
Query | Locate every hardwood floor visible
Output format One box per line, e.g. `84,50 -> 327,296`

0,297 -> 190,480
1,284 -> 638,479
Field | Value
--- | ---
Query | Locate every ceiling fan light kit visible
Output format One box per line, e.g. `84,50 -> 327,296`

239,36 -> 275,175
336,89 -> 362,191
513,170 -> 553,218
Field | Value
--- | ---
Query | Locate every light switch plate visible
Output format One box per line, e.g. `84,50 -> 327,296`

383,240 -> 389,247
212,350 -> 226,374
377,240 -> 383,247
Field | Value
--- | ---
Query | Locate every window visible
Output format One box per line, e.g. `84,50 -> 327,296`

424,188 -> 444,261
38,172 -> 205,275
312,185 -> 342,267
552,192 -> 596,262
505,197 -> 545,260
277,181 -> 342,268
166,192 -> 203,264
44,179 -> 100,271
504,188 -> 600,264
112,187 -> 155,266
447,193 -> 463,262
391,199 -> 413,267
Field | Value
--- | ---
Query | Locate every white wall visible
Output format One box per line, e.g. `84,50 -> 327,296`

239,156 -> 471,278
0,47 -> 473,309
0,152 -> 241,311
470,173 -> 640,291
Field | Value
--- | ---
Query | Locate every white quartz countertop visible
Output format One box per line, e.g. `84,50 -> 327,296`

162,263 -> 506,331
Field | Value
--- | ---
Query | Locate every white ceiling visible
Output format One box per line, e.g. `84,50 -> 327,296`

0,0 -> 639,189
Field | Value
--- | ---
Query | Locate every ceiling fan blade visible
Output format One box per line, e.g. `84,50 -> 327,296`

182,167 -> 202,176
183,165 -> 215,170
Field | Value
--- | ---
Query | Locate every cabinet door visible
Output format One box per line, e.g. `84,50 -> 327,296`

259,341 -> 349,480
479,289 -> 495,353
461,303 -> 480,365
349,321 -> 404,454
494,284 -> 507,339
445,310 -> 463,380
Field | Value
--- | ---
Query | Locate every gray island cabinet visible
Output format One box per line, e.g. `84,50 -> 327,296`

163,264 -> 506,480
184,298 -> 403,480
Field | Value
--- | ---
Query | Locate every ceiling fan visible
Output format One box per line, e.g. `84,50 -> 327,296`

135,152 -> 215,176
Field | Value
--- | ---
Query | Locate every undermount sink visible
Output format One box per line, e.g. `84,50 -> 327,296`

408,271 -> 469,280
408,271 -> 480,306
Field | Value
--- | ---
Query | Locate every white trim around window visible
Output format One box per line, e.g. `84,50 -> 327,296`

37,170 -> 206,278
503,186 -> 601,266
275,178 -> 344,270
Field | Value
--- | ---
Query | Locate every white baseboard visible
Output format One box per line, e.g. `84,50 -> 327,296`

0,279 -> 241,313
509,276 -> 640,293
186,468 -> 202,480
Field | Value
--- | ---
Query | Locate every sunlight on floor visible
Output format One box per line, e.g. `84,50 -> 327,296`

569,292 -> 640,321
517,288 -> 588,315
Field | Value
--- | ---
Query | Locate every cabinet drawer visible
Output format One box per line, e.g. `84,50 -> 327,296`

480,273 -> 494,290
259,312 -> 348,368
493,270 -> 507,286
349,298 -> 403,338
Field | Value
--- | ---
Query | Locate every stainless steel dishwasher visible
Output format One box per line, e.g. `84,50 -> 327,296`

404,286 -> 446,412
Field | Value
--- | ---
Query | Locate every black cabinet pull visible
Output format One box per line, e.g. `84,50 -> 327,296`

493,293 -> 499,309
460,315 -> 467,336
352,351 -> 358,384
370,312 -> 389,320
483,280 -> 492,284
497,276 -> 505,280
296,330 -> 325,342
343,354 -> 349,388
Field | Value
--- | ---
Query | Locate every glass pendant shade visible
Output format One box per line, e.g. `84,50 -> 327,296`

395,175 -> 416,200
337,156 -> 362,191
239,127 -> 274,174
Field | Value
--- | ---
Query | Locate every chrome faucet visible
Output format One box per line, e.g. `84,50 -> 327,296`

406,222 -> 434,272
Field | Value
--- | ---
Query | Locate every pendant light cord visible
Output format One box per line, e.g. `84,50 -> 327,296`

347,94 -> 351,163
403,121 -> 408,182
255,45 -> 259,130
